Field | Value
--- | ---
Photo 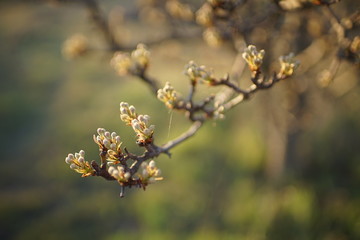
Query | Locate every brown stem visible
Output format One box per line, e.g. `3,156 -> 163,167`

82,0 -> 121,51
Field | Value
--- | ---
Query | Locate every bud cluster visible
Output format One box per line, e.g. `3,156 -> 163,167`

132,115 -> 155,145
62,34 -> 89,59
184,61 -> 215,84
111,43 -> 150,76
157,82 -> 180,108
278,53 -> 300,77
138,160 -> 163,185
65,150 -> 94,177
242,45 -> 265,72
108,165 -> 131,183
93,128 -> 123,163
120,102 -> 155,145
120,102 -> 137,125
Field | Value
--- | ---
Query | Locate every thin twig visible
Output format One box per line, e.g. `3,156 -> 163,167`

82,0 -> 121,51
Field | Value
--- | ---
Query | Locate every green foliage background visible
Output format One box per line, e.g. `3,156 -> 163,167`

0,1 -> 359,239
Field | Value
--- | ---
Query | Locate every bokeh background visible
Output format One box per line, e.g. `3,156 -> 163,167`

1,0 -> 359,239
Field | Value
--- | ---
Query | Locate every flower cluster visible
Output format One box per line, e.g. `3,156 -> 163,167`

278,53 -> 300,77
157,82 -> 180,108
62,34 -> 89,59
93,128 -> 123,163
65,150 -> 94,177
138,160 -> 163,185
120,102 -> 155,145
242,45 -> 265,72
108,165 -> 131,183
120,102 -> 137,125
132,115 -> 155,145
184,61 -> 215,84
111,43 -> 150,76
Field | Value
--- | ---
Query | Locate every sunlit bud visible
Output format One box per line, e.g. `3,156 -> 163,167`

104,131 -> 111,139
120,115 -> 128,122
115,136 -> 121,143
120,107 -> 127,115
78,157 -> 85,164
70,163 -> 78,170
131,119 -> 142,131
97,128 -> 105,136
68,154 -> 75,160
112,169 -> 119,176
103,139 -> 111,149
149,160 -> 156,169
75,153 -> 80,159
79,150 -> 85,157
124,172 -> 131,180
65,157 -> 72,164
108,166 -> 115,175
109,143 -> 116,151
143,128 -> 152,136
111,132 -> 117,139
129,106 -> 136,115
120,102 -> 129,108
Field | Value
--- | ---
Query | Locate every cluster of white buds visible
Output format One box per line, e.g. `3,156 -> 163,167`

278,53 -> 300,77
242,45 -> 265,72
108,166 -> 131,183
138,160 -> 163,185
119,102 -> 137,125
131,115 -> 155,145
62,34 -> 89,59
111,43 -> 150,76
157,82 -> 180,108
120,102 -> 155,145
65,150 -> 94,177
184,61 -> 215,84
93,128 -> 123,163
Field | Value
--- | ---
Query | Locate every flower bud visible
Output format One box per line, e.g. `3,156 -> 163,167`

149,160 -> 156,168
70,163 -> 78,170
65,157 -> 72,164
79,150 -> 85,157
103,139 -> 111,149
124,172 -> 131,180
78,157 -> 85,164
129,106 -> 136,115
97,128 -> 105,136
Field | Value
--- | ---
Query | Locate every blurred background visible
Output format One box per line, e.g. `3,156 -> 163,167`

0,0 -> 359,239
